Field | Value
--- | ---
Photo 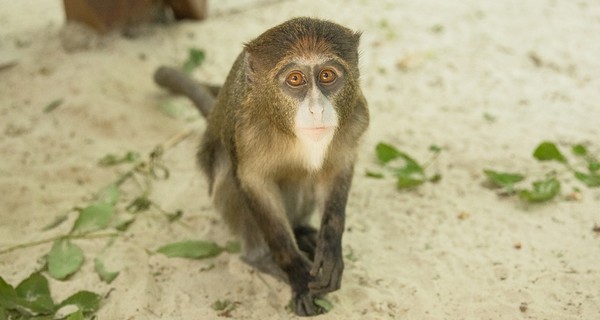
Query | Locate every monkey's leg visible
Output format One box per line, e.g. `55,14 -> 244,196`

213,167 -> 288,282
309,169 -> 353,295
293,225 -> 317,260
280,181 -> 318,260
238,176 -> 320,316
238,223 -> 288,283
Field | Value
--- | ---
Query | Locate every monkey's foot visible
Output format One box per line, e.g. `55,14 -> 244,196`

293,225 -> 317,260
241,253 -> 288,283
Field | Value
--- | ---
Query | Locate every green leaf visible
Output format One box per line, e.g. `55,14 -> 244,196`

211,299 -> 234,312
574,171 -> 600,187
224,241 -> 241,254
429,145 -> 442,153
96,184 -> 119,206
98,151 -> 139,166
43,98 -> 63,113
98,154 -> 119,166
47,239 -> 84,280
59,291 -> 101,315
396,172 -> 426,189
589,161 -> 600,173
94,258 -> 119,284
483,112 -> 496,122
157,240 -> 224,259
65,310 -> 84,320
483,169 -> 526,191
314,297 -> 333,313
126,197 -> 152,213
113,216 -> 135,232
123,151 -> 139,162
28,315 -> 54,320
375,143 -> 401,164
393,158 -> 426,189
345,250 -> 358,262
429,173 -> 442,183
71,203 -> 114,234
374,143 -> 427,189
15,273 -> 55,314
518,178 -> 560,203
376,143 -> 424,171
165,210 -> 183,222
393,154 -> 424,174
0,277 -> 19,309
365,170 -> 384,179
182,48 -> 206,74
533,142 -> 567,164
571,144 -> 588,156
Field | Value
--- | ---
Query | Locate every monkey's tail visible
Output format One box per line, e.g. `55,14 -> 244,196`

153,66 -> 220,118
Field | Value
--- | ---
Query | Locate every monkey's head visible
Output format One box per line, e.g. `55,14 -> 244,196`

243,17 -> 362,147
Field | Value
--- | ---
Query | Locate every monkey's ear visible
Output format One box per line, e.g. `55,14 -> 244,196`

243,51 -> 257,83
351,31 -> 362,51
353,31 -> 362,45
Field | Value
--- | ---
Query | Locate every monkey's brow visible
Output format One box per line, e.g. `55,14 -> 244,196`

290,53 -> 338,66
276,61 -> 345,79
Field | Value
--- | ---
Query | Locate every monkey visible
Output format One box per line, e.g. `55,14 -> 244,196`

155,17 -> 368,316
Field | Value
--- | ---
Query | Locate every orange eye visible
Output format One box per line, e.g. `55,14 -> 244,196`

286,71 -> 306,87
319,69 -> 337,84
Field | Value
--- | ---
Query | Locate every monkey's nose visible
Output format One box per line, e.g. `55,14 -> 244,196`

309,105 -> 324,115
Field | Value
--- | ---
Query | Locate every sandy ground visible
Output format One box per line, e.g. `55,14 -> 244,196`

1,0 -> 600,319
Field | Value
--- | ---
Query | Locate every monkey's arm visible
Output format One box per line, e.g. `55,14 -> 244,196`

309,169 -> 353,295
236,171 -> 320,316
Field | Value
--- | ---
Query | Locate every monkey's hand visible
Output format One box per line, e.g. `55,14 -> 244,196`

287,257 -> 325,316
291,290 -> 322,316
309,241 -> 344,295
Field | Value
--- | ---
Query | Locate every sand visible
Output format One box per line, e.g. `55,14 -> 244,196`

1,0 -> 599,319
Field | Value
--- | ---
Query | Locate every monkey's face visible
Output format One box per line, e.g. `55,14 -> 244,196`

242,18 -> 364,171
275,56 -> 346,144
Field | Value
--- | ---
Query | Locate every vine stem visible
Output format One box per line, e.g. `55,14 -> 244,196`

114,127 -> 194,188
1,128 -> 195,256
422,150 -> 442,170
159,127 -> 194,151
0,232 -> 118,255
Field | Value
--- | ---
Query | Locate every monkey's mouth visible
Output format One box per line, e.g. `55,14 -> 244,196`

296,126 -> 335,141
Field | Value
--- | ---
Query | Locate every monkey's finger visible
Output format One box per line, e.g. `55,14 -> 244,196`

293,293 -> 318,316
310,253 -> 323,276
309,260 -> 343,294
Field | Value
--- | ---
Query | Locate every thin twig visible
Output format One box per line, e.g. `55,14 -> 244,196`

422,150 -> 442,170
160,127 -> 194,151
0,232 -> 118,255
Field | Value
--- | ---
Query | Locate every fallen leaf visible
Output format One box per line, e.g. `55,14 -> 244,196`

157,240 -> 224,259
518,178 -> 560,203
533,142 -> 567,164
48,239 -> 84,280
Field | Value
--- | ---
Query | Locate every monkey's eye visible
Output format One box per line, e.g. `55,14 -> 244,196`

318,69 -> 337,84
286,71 -> 306,87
